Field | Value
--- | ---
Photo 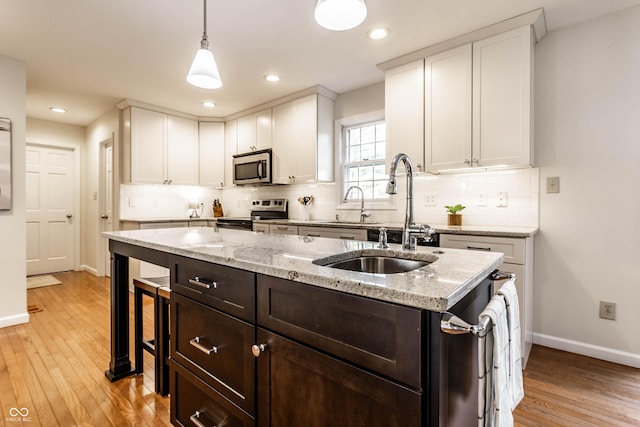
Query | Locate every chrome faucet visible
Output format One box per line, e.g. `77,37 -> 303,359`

342,185 -> 370,223
386,153 -> 435,250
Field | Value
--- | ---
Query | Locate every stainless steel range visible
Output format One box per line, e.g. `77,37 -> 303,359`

215,198 -> 288,230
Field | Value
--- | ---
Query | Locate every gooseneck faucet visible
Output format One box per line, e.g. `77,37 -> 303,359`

386,153 -> 435,250
342,185 -> 371,223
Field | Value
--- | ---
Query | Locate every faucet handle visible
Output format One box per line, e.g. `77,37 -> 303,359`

377,227 -> 389,249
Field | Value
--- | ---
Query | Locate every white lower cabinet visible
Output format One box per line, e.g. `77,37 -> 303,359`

269,224 -> 299,235
253,223 -> 269,233
440,233 -> 533,367
299,226 -> 367,241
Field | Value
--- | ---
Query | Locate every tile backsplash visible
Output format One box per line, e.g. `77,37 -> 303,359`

121,168 -> 538,227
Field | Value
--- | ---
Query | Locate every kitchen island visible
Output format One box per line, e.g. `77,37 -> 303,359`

104,227 -> 503,426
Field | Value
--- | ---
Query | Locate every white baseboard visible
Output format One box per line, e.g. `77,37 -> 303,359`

80,265 -> 98,276
533,333 -> 640,368
0,312 -> 30,329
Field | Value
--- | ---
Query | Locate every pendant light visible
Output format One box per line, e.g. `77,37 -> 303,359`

187,0 -> 222,89
314,0 -> 367,31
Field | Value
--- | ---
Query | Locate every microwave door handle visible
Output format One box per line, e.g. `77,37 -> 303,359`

257,161 -> 263,178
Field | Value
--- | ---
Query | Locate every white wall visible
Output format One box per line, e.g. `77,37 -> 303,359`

0,55 -> 27,328
534,6 -> 640,365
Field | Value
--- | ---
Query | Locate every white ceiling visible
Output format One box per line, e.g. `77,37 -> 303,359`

1,0 -> 640,126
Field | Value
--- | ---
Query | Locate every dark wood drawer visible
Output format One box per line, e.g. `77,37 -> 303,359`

171,293 -> 255,414
257,275 -> 423,389
172,255 -> 256,322
171,360 -> 255,427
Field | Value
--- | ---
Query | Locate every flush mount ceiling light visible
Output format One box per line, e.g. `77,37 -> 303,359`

49,107 -> 66,113
187,0 -> 222,89
314,0 -> 367,31
367,27 -> 390,40
202,101 -> 216,108
264,74 -> 280,82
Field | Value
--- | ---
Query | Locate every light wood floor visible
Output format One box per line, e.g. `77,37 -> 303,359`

0,271 -> 638,426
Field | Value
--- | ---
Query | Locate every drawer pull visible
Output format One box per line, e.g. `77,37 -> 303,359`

189,277 -> 217,289
339,235 -> 355,240
276,226 -> 288,231
467,245 -> 491,251
307,233 -> 321,237
251,343 -> 267,357
189,410 -> 213,427
190,336 -> 218,355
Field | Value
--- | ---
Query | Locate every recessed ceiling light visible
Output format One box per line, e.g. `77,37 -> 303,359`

264,75 -> 280,82
202,101 -> 216,108
367,27 -> 390,40
50,107 -> 66,113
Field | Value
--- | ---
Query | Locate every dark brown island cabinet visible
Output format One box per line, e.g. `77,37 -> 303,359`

168,254 -> 491,427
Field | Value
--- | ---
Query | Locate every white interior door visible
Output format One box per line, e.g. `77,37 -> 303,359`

100,139 -> 114,277
26,145 -> 75,275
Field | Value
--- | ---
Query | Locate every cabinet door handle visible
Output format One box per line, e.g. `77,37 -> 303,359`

307,233 -> 320,237
189,410 -> 210,427
190,336 -> 218,355
276,227 -> 288,231
467,245 -> 491,251
251,343 -> 267,357
464,159 -> 471,165
339,235 -> 355,240
188,276 -> 217,289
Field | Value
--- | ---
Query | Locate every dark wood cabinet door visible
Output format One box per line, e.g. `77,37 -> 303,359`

171,360 -> 255,427
171,292 -> 256,414
255,328 -> 422,427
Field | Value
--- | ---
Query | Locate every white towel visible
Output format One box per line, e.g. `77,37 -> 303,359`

497,280 -> 524,409
478,295 -> 514,427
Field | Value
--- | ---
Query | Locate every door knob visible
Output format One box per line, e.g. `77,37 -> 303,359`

66,214 -> 73,219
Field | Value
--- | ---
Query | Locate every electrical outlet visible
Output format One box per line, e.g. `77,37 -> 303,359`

599,301 -> 616,320
478,193 -> 487,207
425,192 -> 437,206
497,192 -> 508,207
547,177 -> 560,193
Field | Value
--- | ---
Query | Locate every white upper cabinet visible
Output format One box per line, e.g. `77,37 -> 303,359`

198,121 -> 225,188
224,119 -> 238,187
385,26 -> 535,173
472,26 -> 533,168
384,60 -> 425,172
424,44 -> 473,171
271,93 -> 334,184
167,115 -> 199,185
237,108 -> 272,154
123,107 -> 198,185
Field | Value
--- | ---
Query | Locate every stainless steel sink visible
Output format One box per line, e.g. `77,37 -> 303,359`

313,251 -> 434,274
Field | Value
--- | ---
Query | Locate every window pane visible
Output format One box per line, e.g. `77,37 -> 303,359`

349,145 -> 360,162
374,164 -> 387,180
360,143 -> 375,161
374,181 -> 389,199
361,125 -> 375,144
347,166 -> 359,181
348,128 -> 361,145
359,165 -> 373,181
360,182 -> 374,199
375,123 -> 386,142
375,142 -> 385,160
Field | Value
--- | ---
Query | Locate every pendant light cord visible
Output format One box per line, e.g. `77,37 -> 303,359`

201,0 -> 209,49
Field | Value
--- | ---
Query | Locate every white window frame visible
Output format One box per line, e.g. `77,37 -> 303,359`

334,110 -> 397,211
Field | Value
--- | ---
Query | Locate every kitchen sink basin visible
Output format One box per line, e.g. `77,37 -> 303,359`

313,251 -> 435,274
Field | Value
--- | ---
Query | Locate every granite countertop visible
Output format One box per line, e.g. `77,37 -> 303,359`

103,227 -> 503,312
256,218 -> 538,238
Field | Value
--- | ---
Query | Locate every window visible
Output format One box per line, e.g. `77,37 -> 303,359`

343,120 -> 388,200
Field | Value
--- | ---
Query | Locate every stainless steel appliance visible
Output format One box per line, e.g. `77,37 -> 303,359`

215,198 -> 288,230
232,149 -> 272,185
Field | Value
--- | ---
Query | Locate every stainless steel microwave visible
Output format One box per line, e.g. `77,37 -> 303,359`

232,149 -> 272,185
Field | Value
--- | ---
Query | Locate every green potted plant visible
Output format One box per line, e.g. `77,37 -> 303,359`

445,204 -> 465,226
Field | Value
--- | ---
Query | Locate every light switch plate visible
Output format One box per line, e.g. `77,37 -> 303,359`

547,177 -> 560,193
497,192 -> 507,207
